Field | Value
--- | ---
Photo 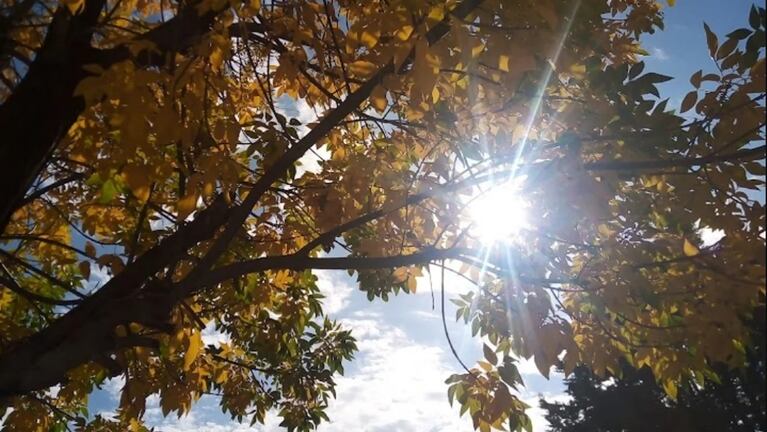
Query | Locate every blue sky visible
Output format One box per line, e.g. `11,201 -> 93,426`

82,2 -> 761,431
642,0 -> 757,104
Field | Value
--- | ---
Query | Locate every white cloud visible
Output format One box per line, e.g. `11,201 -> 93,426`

149,208 -> 176,232
275,96 -> 328,177
143,312 -> 476,432
202,321 -> 231,347
292,98 -> 320,126
411,309 -> 440,320
46,384 -> 61,399
517,357 -> 541,376
91,320 -> 561,432
101,269 -> 563,432
521,396 -> 550,432
315,269 -> 355,316
318,316 -> 472,432
650,47 -> 670,61
82,262 -> 112,294
146,395 -> 282,432
102,375 -> 125,401
521,391 -> 572,432
414,264 -> 477,297
156,418 -> 261,432
699,227 -> 725,247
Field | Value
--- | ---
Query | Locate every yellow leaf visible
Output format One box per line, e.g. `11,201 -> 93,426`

61,0 -> 85,14
396,25 -> 414,41
412,39 -> 440,99
129,418 -> 143,432
214,369 -> 229,384
569,64 -> 586,77
349,60 -> 377,77
404,105 -> 425,121
392,267 -> 409,282
183,331 -> 202,370
498,55 -> 510,72
406,273 -> 418,293
271,270 -> 294,289
663,378 -> 678,400
427,5 -> 446,23
432,86 -> 440,104
210,47 -> 225,71
123,164 -> 152,202
683,238 -> 700,257
370,85 -> 388,113
360,29 -> 381,49
478,360 -> 493,372
177,193 -> 198,221
472,42 -> 485,58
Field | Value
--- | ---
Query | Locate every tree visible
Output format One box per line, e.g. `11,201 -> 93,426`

0,0 -> 764,430
541,307 -> 766,432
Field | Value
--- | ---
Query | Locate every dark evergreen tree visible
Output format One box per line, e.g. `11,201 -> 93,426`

542,308 -> 766,432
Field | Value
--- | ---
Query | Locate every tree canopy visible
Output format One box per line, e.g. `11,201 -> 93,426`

0,0 -> 764,431
541,307 -> 766,432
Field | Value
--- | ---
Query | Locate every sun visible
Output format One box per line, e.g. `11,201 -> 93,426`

468,180 -> 530,243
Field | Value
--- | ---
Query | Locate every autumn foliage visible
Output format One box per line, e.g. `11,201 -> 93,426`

0,0 -> 764,430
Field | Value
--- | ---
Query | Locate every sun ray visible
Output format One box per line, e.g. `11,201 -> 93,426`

509,0 -> 582,181
468,180 -> 530,243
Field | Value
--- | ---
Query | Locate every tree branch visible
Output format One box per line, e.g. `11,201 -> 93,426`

192,247 -> 470,292
176,0 -> 486,296
585,145 -> 766,172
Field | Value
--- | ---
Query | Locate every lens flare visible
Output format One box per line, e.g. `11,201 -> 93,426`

469,181 -> 530,243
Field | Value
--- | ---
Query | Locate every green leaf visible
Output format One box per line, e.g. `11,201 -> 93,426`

471,318 -> 481,336
99,179 -> 120,203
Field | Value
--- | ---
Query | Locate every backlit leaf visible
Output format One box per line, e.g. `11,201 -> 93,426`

683,238 -> 700,257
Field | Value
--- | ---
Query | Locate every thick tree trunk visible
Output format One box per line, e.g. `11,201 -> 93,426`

0,3 -> 222,233
0,4 -> 104,233
0,291 -> 175,397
